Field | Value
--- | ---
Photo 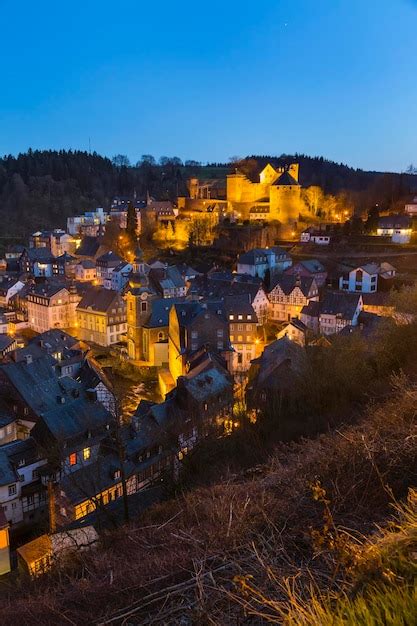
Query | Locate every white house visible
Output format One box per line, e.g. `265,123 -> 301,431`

237,247 -> 292,279
27,284 -> 80,333
300,228 -> 331,245
0,279 -> 25,307
377,215 -> 412,244
339,263 -> 395,294
75,260 -> 97,282
268,275 -> 319,322
405,197 -> 417,216
111,262 -> 133,291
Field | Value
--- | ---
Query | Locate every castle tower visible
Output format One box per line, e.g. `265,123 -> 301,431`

187,177 -> 199,200
269,170 -> 302,224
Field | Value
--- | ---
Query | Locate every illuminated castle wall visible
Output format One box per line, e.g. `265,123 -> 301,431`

227,163 -> 302,223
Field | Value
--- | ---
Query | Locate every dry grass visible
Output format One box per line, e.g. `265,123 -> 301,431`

1,373 -> 417,624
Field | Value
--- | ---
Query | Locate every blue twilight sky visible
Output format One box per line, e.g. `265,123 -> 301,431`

1,0 -> 416,171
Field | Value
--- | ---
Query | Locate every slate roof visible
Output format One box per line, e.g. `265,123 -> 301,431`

270,275 -> 316,297
96,251 -> 123,267
2,437 -> 41,468
142,298 -> 183,328
57,452 -> 133,505
289,259 -> 326,274
223,294 -> 258,322
149,266 -> 186,293
378,215 -> 411,229
320,292 -> 362,321
361,292 -> 391,306
78,259 -> 96,269
301,300 -> 321,318
27,282 -> 67,299
0,278 -> 21,295
0,449 -> 17,486
23,248 -> 54,262
0,335 -> 15,353
40,397 -> 111,443
179,362 -> 231,402
77,287 -> 120,313
272,171 -> 300,186
76,358 -> 113,392
0,356 -> 81,417
249,336 -> 305,388
238,248 -> 271,265
286,318 -> 307,332
112,261 -> 131,273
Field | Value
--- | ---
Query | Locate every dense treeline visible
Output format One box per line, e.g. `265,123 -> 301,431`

1,149 -> 416,242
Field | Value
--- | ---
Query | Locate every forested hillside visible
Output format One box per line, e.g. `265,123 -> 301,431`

1,149 -> 416,242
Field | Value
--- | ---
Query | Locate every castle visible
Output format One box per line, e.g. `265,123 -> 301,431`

178,162 -> 303,225
227,162 -> 301,223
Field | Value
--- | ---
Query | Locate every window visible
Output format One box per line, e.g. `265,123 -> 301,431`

69,452 -> 77,466
83,447 -> 91,461
217,329 -> 223,338
217,341 -> 223,350
24,407 -> 29,416
141,302 -> 147,312
191,331 -> 198,339
0,429 -> 4,439
8,484 -> 16,497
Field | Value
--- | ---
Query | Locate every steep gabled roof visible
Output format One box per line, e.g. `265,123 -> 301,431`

320,292 -> 362,321
272,171 -> 300,186
270,275 -> 316,297
77,287 -> 120,313
143,297 -> 183,329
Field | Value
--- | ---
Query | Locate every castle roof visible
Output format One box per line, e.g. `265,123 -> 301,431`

272,171 -> 300,186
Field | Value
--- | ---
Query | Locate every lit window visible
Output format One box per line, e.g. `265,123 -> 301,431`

69,452 -> 77,466
83,447 -> 91,461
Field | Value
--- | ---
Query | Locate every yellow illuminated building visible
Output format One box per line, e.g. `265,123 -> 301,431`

227,162 -> 302,223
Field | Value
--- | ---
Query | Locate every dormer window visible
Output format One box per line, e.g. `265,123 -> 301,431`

113,469 -> 121,480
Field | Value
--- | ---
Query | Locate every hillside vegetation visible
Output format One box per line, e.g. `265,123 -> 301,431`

0,368 -> 416,624
1,150 -> 416,242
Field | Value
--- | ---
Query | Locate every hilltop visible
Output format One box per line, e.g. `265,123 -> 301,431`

1,150 -> 416,243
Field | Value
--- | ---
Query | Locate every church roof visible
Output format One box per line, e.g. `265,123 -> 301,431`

273,171 -> 300,187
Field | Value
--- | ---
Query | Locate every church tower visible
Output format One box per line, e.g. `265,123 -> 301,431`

125,246 -> 156,361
